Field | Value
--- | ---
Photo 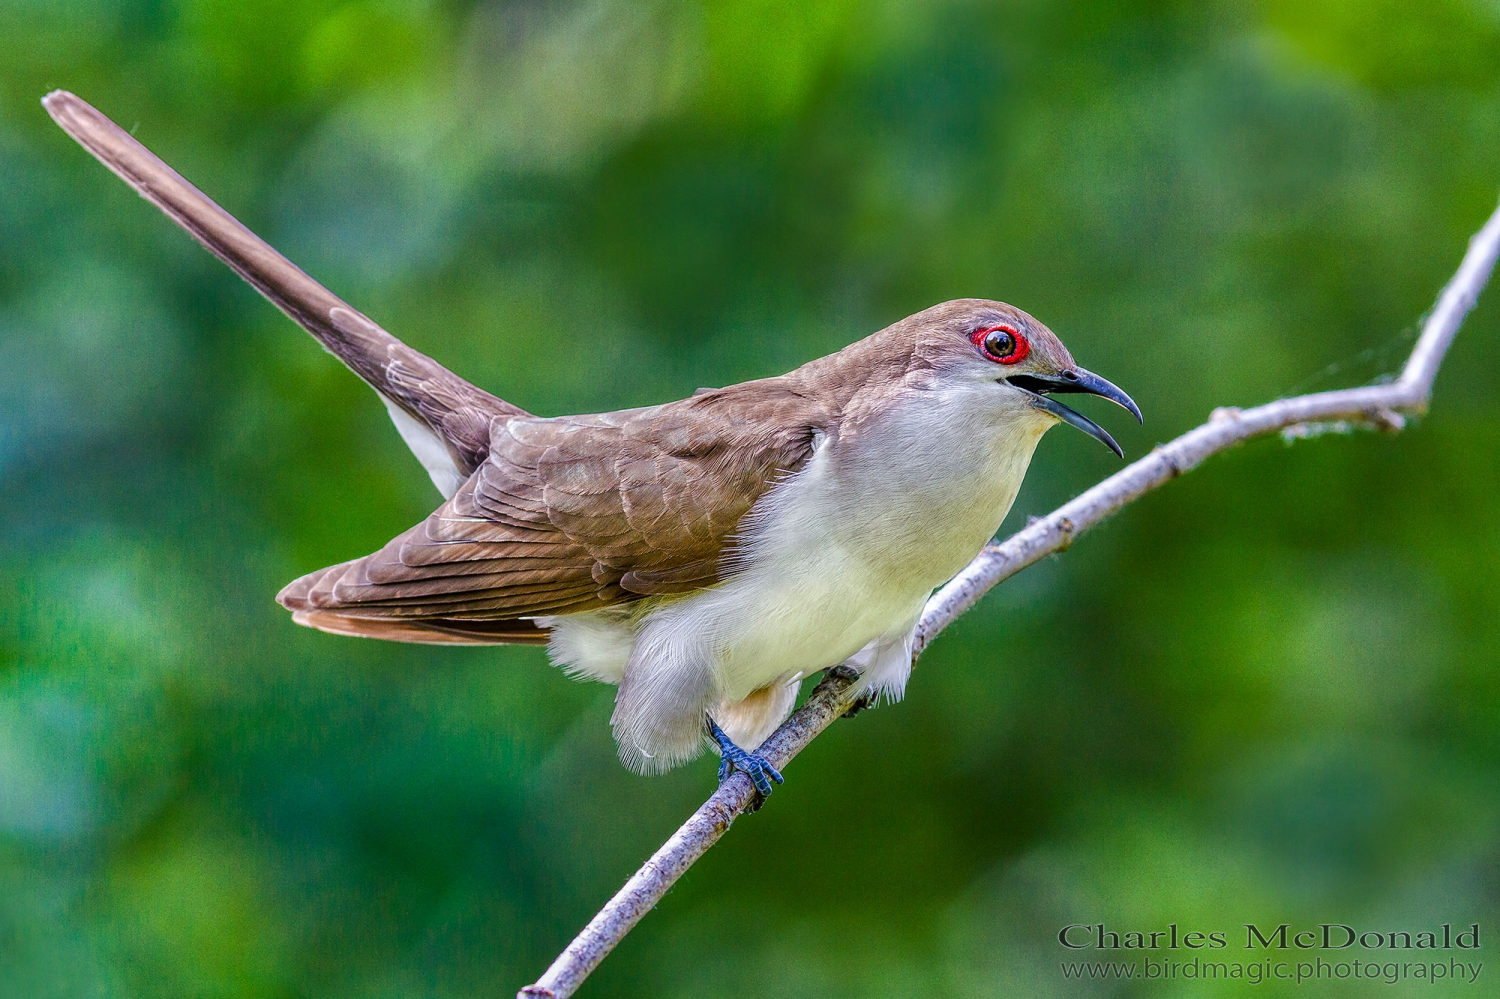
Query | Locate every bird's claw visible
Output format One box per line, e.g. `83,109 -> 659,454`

707,717 -> 785,798
825,664 -> 873,717
724,747 -> 784,797
841,692 -> 876,718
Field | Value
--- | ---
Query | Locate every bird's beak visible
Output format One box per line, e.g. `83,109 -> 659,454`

1005,367 -> 1142,458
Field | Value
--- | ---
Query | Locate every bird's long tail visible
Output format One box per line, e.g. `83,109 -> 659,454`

41,90 -> 524,492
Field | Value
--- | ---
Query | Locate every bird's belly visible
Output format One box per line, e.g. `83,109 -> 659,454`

657,556 -> 931,702
681,512 -> 1003,700
548,541 -> 941,700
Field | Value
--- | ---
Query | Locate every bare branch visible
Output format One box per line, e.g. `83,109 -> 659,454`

519,198 -> 1500,999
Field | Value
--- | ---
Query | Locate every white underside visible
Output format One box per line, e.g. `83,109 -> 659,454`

382,395 -> 465,499
541,380 -> 1055,773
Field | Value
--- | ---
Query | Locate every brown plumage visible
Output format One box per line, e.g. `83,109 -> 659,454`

275,300 -> 1019,643
44,89 -> 843,645
47,91 -> 1140,783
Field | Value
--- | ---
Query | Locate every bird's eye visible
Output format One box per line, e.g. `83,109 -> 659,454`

972,325 -> 1029,364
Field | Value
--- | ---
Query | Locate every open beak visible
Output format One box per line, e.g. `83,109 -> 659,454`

1005,367 -> 1142,458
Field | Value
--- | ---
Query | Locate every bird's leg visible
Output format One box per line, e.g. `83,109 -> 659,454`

825,663 -> 876,718
706,716 -> 784,798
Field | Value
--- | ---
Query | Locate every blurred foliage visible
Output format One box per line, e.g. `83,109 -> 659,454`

2,1 -> 1500,996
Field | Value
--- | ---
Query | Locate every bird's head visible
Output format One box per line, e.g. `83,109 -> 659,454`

904,299 -> 1143,457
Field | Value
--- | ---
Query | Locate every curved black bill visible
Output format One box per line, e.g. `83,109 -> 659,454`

1006,366 -> 1141,458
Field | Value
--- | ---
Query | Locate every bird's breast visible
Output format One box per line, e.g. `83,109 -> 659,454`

758,389 -> 1050,585
692,392 -> 1050,696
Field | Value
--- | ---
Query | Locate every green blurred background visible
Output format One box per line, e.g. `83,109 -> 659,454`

4,1 -> 1500,996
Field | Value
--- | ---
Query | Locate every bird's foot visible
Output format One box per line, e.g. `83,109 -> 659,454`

841,693 -> 876,719
707,717 -> 784,797
825,664 -> 874,718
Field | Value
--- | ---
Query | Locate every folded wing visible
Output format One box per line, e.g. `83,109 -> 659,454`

277,383 -> 830,644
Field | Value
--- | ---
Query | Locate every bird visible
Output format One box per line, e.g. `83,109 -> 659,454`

45,91 -> 1141,796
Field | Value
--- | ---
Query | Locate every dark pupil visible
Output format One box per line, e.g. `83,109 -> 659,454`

985,329 -> 1016,358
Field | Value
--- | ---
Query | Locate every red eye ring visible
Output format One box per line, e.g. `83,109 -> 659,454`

971,324 -> 1029,364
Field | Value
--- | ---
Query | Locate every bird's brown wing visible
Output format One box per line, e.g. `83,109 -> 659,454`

277,383 -> 830,644
43,90 -> 518,482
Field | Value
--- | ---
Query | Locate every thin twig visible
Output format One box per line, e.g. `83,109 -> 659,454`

519,198 -> 1500,999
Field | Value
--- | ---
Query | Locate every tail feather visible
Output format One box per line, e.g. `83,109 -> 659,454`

280,565 -> 550,646
42,90 -> 524,495
290,609 -> 551,646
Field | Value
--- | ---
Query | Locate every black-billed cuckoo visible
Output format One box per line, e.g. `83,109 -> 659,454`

45,91 -> 1140,795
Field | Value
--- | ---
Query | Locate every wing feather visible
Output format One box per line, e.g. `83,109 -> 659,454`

277,383 -> 829,642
